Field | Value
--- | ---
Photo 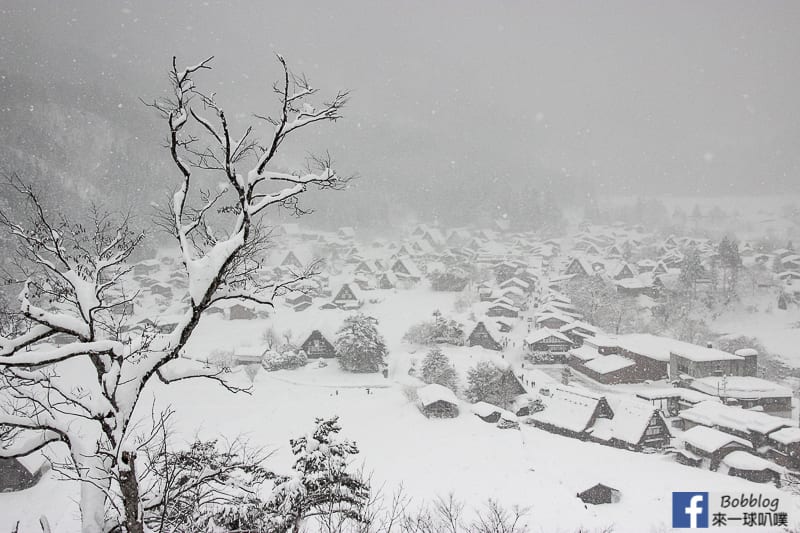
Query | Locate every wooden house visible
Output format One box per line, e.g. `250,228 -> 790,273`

577,484 -> 621,505
535,312 -> 572,330
133,260 -> 161,277
499,277 -> 531,293
608,262 -> 637,280
766,427 -> 800,470
721,452 -> 783,485
0,456 -> 48,493
564,257 -> 593,277
668,344 -> 754,381
559,321 -> 598,346
524,328 -> 573,354
150,283 -> 173,298
378,271 -> 399,289
487,302 -> 519,318
229,304 -> 257,320
285,291 -> 313,308
493,261 -> 519,283
590,399 -> 671,450
528,386 -> 613,439
133,318 -> 178,335
467,321 -> 502,351
678,425 -> 752,470
301,329 -> 337,359
391,258 -> 422,285
418,384 -> 459,418
332,283 -> 363,310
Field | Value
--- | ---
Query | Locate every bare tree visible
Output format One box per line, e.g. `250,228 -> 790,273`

0,54 -> 348,533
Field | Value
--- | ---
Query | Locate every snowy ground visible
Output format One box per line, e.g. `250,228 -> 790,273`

7,372 -> 800,532
4,288 -> 800,532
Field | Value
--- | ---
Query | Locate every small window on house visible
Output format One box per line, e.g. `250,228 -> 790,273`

645,426 -> 662,436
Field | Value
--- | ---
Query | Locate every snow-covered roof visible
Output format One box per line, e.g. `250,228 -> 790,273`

769,427 -> 800,445
418,384 -> 458,407
670,344 -> 742,362
689,376 -> 792,400
722,451 -> 782,473
501,286 -> 525,297
614,277 -> 649,290
633,387 -> 718,404
559,321 -> 598,335
525,328 -> 572,345
529,386 -> 605,433
584,354 -> 635,375
591,398 -> 660,445
538,303 -> 582,319
680,425 -> 751,454
393,258 -> 422,278
679,401 -> 790,435
470,401 -> 503,418
570,345 -> 600,362
547,289 -> 571,304
488,302 -> 519,313
535,311 -> 574,325
584,334 -> 619,350
616,333 -> 685,362
499,277 -> 530,290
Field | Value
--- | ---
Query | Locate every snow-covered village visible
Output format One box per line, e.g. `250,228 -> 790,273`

2,2 -> 800,532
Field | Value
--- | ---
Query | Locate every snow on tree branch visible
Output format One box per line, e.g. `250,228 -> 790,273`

0,53 -> 348,532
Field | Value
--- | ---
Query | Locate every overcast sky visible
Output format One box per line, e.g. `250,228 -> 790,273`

2,0 -> 799,208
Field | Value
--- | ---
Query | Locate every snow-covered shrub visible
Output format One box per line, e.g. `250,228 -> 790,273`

335,313 -> 387,373
143,439 -> 271,532
262,349 -> 308,371
420,347 -> 459,392
264,417 -> 369,532
402,310 -> 465,346
208,349 -> 234,370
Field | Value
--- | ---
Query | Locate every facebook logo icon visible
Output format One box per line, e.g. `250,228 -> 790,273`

672,492 -> 709,528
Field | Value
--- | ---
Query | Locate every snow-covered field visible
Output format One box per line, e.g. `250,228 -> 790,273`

4,288 -> 800,532
8,372 -> 800,532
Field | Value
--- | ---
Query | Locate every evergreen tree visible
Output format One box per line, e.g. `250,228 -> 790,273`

679,248 -> 704,297
718,236 -> 742,299
465,361 -> 520,408
265,417 -> 369,533
335,313 -> 388,373
420,347 -> 459,392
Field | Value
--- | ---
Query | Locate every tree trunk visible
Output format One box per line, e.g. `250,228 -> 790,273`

76,455 -> 111,533
119,451 -> 145,533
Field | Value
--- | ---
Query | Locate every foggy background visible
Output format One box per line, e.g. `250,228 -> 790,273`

1,0 -> 799,231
